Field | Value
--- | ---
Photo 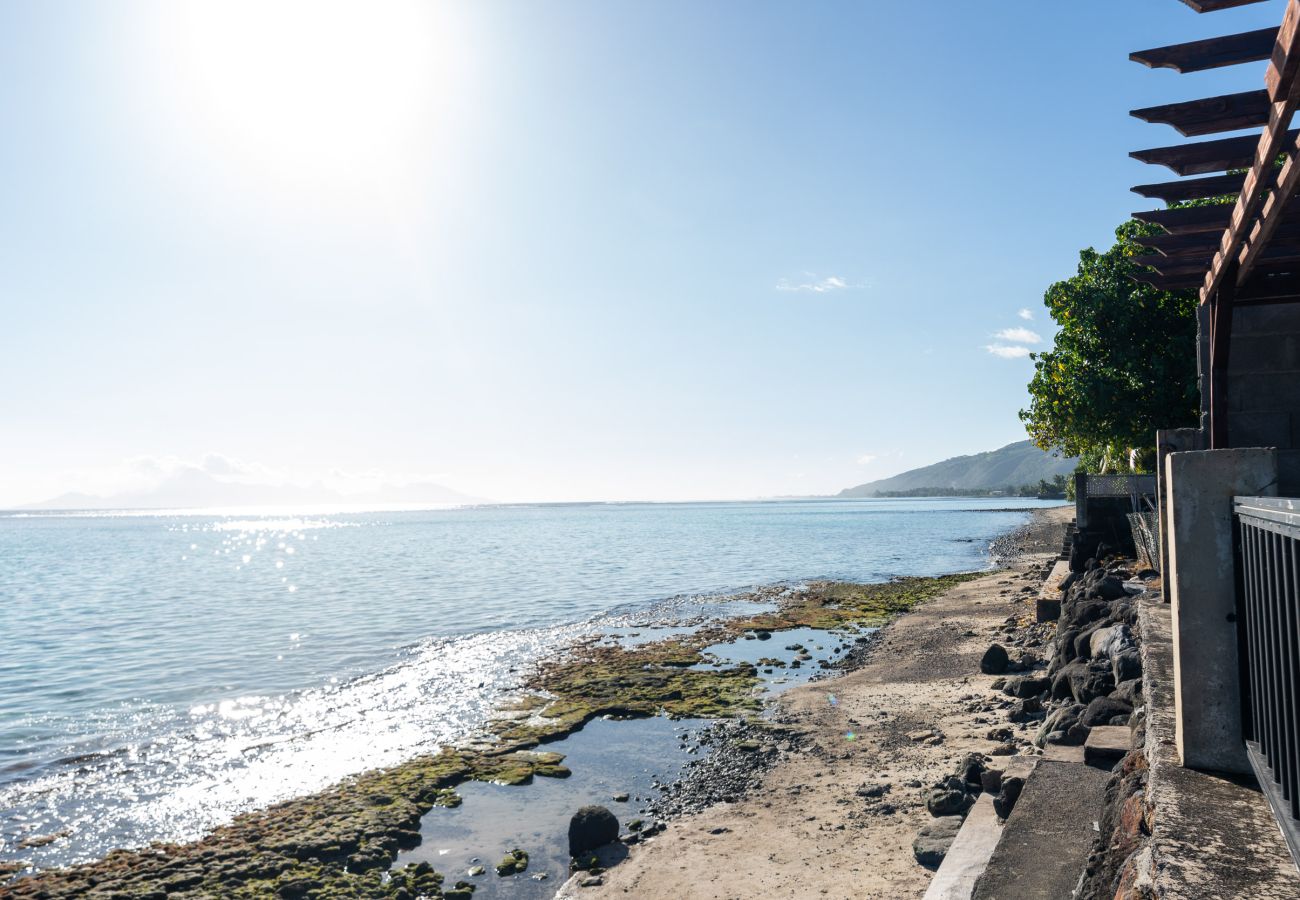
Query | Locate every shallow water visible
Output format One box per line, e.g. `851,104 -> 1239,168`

0,497 -> 1058,868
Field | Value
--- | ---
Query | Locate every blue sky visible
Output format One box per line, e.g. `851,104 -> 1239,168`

0,0 -> 1286,505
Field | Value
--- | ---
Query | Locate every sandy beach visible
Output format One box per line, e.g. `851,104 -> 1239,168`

575,506 -> 1071,900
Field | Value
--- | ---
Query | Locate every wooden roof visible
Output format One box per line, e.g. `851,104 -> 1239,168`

1129,0 -> 1300,305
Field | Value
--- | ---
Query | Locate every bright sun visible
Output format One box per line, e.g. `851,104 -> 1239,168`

155,0 -> 460,191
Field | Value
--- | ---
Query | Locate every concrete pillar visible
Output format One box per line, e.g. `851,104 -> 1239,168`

1156,428 -> 1205,587
1166,448 -> 1278,774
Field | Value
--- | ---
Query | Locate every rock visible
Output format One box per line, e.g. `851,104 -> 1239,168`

927,778 -> 973,817
1113,678 -> 1143,707
569,806 -> 619,857
1069,658 -> 1116,705
495,848 -> 529,876
981,644 -> 1010,675
1112,648 -> 1142,683
467,865 -> 485,877
1002,675 -> 1050,699
993,776 -> 1025,819
581,875 -> 605,887
755,630 -> 772,640
956,753 -> 987,788
1082,696 -> 1133,727
1035,703 -> 1085,747
856,783 -> 891,799
1008,697 -> 1044,723
913,816 -> 964,868
612,793 -> 629,803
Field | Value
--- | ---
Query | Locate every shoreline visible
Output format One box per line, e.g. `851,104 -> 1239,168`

2,505 -> 1068,899
578,504 -> 1071,899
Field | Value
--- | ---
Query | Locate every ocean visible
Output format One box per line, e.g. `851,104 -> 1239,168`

0,497 -> 1059,872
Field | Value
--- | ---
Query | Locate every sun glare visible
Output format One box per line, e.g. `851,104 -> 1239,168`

157,0 -> 460,191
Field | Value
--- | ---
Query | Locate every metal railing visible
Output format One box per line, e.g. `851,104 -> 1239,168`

1234,495 -> 1300,867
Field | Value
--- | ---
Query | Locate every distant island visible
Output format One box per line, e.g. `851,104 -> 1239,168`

839,440 -> 1077,499
19,466 -> 483,511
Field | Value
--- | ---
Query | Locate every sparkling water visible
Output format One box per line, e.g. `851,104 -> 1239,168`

0,497 -> 1056,868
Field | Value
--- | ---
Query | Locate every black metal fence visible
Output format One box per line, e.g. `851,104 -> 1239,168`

1234,496 -> 1300,866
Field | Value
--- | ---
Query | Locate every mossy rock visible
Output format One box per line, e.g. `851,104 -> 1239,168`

495,848 -> 529,876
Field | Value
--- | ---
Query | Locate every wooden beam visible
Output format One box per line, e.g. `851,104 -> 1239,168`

1181,0 -> 1269,11
1130,271 -> 1206,290
1132,90 -> 1270,137
1133,231 -> 1224,254
1133,204 -> 1235,233
1131,28 -> 1277,73
1132,254 -> 1214,276
1203,0 -> 1300,300
1209,263 -> 1237,451
1131,131 -> 1298,176
1132,171 -> 1248,203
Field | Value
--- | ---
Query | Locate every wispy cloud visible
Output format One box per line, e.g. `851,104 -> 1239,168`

775,273 -> 862,293
856,454 -> 879,465
985,344 -> 1032,359
993,326 -> 1042,344
1018,308 -> 1034,320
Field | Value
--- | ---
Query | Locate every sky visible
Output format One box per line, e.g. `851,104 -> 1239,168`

0,0 -> 1287,506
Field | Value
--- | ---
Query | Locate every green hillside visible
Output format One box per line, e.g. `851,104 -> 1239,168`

838,440 -> 1077,498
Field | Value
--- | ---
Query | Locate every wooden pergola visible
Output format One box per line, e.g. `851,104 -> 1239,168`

1130,0 -> 1300,448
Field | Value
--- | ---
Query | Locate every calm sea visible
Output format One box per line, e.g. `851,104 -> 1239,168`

0,498 -> 1058,869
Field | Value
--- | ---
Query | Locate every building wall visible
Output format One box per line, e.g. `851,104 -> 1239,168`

1225,304 -> 1300,492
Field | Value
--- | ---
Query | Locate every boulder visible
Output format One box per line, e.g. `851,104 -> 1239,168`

926,783 -> 972,817
1002,675 -> 1050,699
1068,658 -> 1115,705
1113,678 -> 1143,707
1094,625 -> 1135,661
981,644 -> 1010,675
1008,697 -> 1044,723
993,776 -> 1025,819
1035,703 -> 1085,747
1112,648 -> 1142,684
913,816 -> 964,868
568,806 -> 619,857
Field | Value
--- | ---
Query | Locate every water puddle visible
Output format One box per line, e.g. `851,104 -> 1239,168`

394,716 -> 696,898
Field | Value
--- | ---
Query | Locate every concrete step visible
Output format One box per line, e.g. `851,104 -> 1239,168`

971,759 -> 1111,900
923,758 -> 1038,900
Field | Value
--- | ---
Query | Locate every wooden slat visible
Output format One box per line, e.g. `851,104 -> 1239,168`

1132,90 -> 1270,137
1132,172 -> 1248,202
1131,131 -> 1298,176
1131,28 -> 1277,73
1204,0 -> 1300,300
1133,253 -> 1214,275
1130,271 -> 1204,290
1181,0 -> 1269,11
1133,231 -> 1224,254
1133,204 -> 1235,233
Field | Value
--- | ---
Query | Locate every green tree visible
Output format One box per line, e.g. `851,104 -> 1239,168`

1019,219 -> 1200,469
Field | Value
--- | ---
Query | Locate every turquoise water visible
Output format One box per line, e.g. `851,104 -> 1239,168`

0,497 -> 1057,868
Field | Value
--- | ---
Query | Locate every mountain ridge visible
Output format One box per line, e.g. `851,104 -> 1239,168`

839,440 -> 1076,498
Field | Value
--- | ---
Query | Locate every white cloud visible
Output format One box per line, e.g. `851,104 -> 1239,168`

856,454 -> 879,466
1018,308 -> 1034,320
775,273 -> 860,293
985,344 -> 1032,359
993,327 -> 1043,344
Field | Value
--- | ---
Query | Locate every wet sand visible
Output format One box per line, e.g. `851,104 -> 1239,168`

577,505 -> 1071,900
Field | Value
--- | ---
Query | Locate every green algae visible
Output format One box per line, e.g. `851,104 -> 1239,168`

6,572 -> 984,899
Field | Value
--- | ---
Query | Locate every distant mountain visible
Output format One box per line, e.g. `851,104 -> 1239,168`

21,468 -> 484,510
838,441 -> 1077,498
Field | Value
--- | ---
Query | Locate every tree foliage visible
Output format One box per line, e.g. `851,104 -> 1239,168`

1019,219 -> 1200,464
